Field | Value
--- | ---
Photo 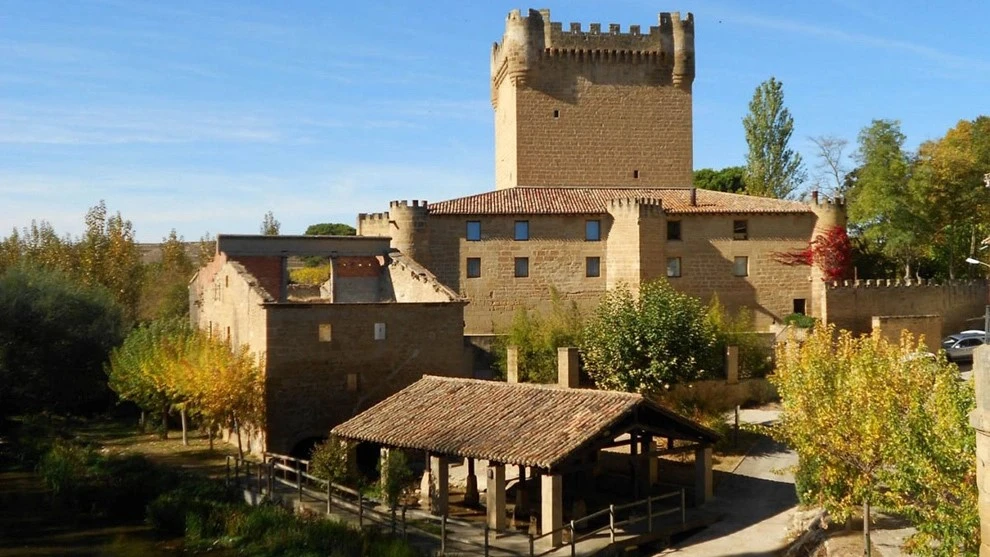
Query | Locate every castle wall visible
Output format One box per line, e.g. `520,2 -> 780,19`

822,280 -> 988,338
263,302 -> 466,454
510,62 -> 692,188
190,258 -> 271,351
871,315 -> 943,349
420,209 -> 816,334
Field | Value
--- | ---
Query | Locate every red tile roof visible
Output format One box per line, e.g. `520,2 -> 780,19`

331,376 -> 718,470
427,187 -> 811,216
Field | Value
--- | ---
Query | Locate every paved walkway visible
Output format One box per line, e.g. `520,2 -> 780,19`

657,408 -> 800,557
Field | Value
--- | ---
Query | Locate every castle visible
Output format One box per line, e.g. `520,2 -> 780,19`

357,9 -> 845,333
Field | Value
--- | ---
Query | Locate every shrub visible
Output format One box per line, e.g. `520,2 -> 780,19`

37,439 -> 94,496
289,264 -> 332,286
493,289 -> 582,383
782,312 -> 816,329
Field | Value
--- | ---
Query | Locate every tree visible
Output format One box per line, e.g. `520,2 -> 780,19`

847,120 -> 926,278
305,223 -> 356,236
197,232 -> 216,267
773,325 -> 977,556
495,290 -> 583,383
77,201 -> 143,322
580,280 -> 720,393
139,230 -> 195,321
743,77 -> 806,198
379,449 -> 415,530
0,265 -> 125,417
809,135 -> 850,196
260,211 -> 281,236
693,167 -> 746,193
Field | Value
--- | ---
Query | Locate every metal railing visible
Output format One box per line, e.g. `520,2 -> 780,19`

228,453 -> 687,557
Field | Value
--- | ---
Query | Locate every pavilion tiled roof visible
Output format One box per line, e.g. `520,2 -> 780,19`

426,187 -> 811,216
331,376 -> 718,470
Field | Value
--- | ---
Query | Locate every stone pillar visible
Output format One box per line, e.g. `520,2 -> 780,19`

648,439 -> 659,485
507,346 -> 519,383
970,345 -> 990,555
694,446 -> 713,505
725,345 -> 739,384
558,347 -> 579,388
541,473 -> 563,548
638,434 -> 654,492
464,458 -> 480,507
379,447 -> 390,491
487,462 -> 507,530
429,455 -> 449,516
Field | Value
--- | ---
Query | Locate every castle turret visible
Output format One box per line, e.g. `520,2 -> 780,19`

491,8 -> 695,190
809,192 -> 849,317
605,198 -> 666,292
388,200 -> 430,267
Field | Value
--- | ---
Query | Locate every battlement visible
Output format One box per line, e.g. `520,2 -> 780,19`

389,200 -> 430,210
825,278 -> 986,289
492,8 -> 694,91
607,197 -> 664,216
358,212 -> 390,222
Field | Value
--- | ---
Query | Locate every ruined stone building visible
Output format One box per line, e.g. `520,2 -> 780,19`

357,9 -> 847,334
189,235 -> 467,455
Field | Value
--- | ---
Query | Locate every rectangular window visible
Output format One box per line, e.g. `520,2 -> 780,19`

466,220 -> 481,241
319,323 -> 332,342
667,221 -> 681,241
374,322 -> 387,340
667,257 -> 681,278
585,220 -> 601,241
466,257 -> 481,278
346,373 -> 359,392
793,298 -> 807,315
586,256 -> 601,278
733,220 -> 748,240
734,256 -> 749,276
514,220 -> 529,241
514,257 -> 529,278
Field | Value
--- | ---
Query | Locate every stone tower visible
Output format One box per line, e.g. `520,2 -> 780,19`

605,198 -> 666,292
491,8 -> 695,190
388,200 -> 430,267
809,192 -> 848,317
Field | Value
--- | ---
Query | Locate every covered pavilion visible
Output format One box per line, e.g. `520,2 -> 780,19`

332,370 -> 719,548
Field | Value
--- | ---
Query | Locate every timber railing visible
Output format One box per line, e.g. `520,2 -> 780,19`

227,452 -> 687,556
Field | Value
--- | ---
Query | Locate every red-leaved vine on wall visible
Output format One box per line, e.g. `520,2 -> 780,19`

773,226 -> 851,282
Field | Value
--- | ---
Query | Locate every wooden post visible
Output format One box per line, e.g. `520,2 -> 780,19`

570,520 -> 576,556
441,514 -> 447,555
609,504 -> 615,543
648,495 -> 653,532
528,533 -> 534,556
864,499 -> 871,557
681,489 -> 686,525
358,492 -> 364,527
225,456 -> 231,486
326,481 -> 332,514
484,523 -> 489,557
298,465 -> 303,500
734,405 -> 740,446
402,506 -> 407,538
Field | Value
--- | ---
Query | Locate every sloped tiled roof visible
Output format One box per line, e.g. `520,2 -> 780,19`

332,376 -> 718,470
427,187 -> 811,216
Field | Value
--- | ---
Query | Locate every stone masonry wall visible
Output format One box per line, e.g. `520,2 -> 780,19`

871,315 -> 943,349
423,210 -> 816,334
822,280 -> 988,337
263,302 -> 466,454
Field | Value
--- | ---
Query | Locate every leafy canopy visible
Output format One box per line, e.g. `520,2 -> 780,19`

580,280 -> 720,393
743,77 -> 806,199
773,325 -> 977,556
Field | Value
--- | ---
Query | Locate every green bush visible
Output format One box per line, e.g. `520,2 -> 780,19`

289,264 -> 332,286
783,312 -> 816,329
37,439 -> 94,496
493,289 -> 582,383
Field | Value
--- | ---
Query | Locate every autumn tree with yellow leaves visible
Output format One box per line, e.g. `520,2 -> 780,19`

773,325 -> 977,556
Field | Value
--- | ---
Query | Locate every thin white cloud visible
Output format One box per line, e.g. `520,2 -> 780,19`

731,13 -> 990,74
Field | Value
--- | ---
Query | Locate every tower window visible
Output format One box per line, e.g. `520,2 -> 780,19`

633,170 -> 639,179
585,220 -> 601,241
466,257 -> 481,278
586,257 -> 601,278
514,221 -> 529,241
733,220 -> 748,240
514,257 -> 529,278
734,256 -> 749,277
552,109 -> 559,118
466,220 -> 481,241
667,221 -> 681,241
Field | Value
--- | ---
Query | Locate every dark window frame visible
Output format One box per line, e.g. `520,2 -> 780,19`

667,220 -> 682,241
514,257 -> 529,278
514,220 -> 530,241
466,257 -> 481,278
667,257 -> 682,278
466,220 -> 481,241
586,256 -> 601,278
733,256 -> 749,277
733,220 -> 748,241
585,220 -> 601,242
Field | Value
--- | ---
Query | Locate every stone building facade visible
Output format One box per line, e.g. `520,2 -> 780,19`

359,189 -> 845,334
189,235 -> 467,455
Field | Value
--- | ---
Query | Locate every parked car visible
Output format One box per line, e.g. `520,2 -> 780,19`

942,333 -> 985,363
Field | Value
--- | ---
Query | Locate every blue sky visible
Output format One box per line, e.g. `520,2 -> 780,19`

2,0 -> 988,242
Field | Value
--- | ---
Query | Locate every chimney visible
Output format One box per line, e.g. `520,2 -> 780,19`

811,190 -> 819,203
506,345 -> 519,383
557,347 -> 579,388
690,187 -> 697,207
